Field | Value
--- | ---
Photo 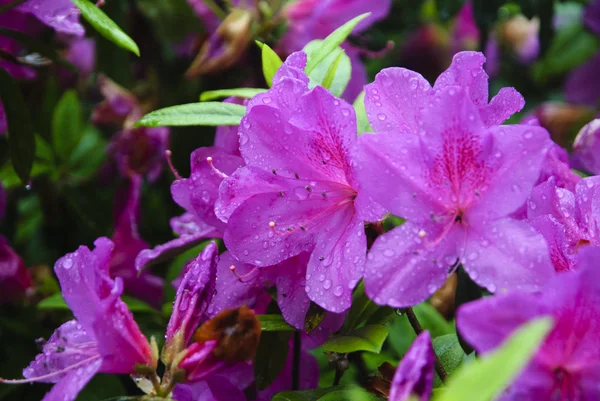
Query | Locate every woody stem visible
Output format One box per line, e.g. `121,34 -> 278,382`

405,307 -> 449,382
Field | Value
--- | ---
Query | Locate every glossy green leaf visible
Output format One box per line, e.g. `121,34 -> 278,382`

200,88 -> 267,101
304,13 -> 370,74
413,302 -> 454,338
255,331 -> 291,389
52,90 -> 82,162
68,125 -> 107,180
353,91 -> 373,134
71,0 -> 140,56
433,317 -> 553,401
343,281 -> 379,331
256,41 -> 283,87
259,314 -> 296,331
304,41 -> 352,97
432,334 -> 466,375
0,68 -> 35,184
37,293 -> 69,310
322,324 -> 389,354
135,102 -> 246,127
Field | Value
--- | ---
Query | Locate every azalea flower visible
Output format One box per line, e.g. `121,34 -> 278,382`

572,119 -> 600,175
216,51 -> 384,313
1,238 -> 155,401
526,176 -> 600,272
457,246 -> 600,400
0,236 -> 33,303
356,51 -> 554,308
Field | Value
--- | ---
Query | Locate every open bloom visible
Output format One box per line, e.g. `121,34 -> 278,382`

526,176 -> 600,272
216,52 -> 384,313
572,119 -> 600,175
458,246 -> 600,401
389,331 -> 435,401
4,238 -> 154,401
356,51 -> 554,307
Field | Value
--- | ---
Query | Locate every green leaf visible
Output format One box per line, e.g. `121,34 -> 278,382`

200,88 -> 267,101
304,13 -> 370,74
135,102 -> 246,127
52,90 -> 82,162
532,23 -> 598,83
432,334 -> 466,375
259,314 -> 296,331
71,0 -> 140,56
413,302 -> 454,338
37,293 -> 69,310
322,324 -> 389,354
273,385 -> 382,401
303,41 -> 352,97
433,317 -> 553,401
68,125 -> 107,180
255,331 -> 291,389
256,41 -> 283,87
343,280 -> 379,331
353,91 -> 372,134
0,68 -> 35,184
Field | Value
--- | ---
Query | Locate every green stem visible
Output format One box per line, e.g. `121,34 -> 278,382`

406,307 -> 449,382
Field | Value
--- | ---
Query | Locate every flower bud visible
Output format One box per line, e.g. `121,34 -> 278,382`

185,8 -> 254,77
572,119 -> 600,175
163,242 -> 219,364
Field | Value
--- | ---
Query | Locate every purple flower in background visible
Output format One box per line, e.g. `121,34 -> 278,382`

572,119 -> 600,175
64,37 -> 96,78
389,331 -> 435,401
356,51 -> 553,308
565,0 -> 600,106
0,182 -> 5,221
163,242 -> 218,363
217,52 -> 384,313
279,0 -> 391,101
0,236 -> 33,303
110,176 -> 163,306
3,238 -> 155,401
526,176 -> 600,272
458,246 -> 600,401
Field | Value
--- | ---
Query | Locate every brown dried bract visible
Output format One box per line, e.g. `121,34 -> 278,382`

194,305 -> 261,363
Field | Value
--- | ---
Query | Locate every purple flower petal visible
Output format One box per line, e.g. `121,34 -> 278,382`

35,358 -> 102,401
565,52 -> 600,107
572,119 -> 600,175
389,331 -> 435,401
17,0 -> 84,36
364,67 -> 431,133
0,101 -> 6,136
365,222 -> 459,308
166,241 -> 218,347
584,0 -> 600,35
23,320 -> 100,384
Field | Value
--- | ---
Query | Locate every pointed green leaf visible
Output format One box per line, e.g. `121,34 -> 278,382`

304,41 -> 352,97
71,0 -> 140,56
37,293 -> 69,310
304,13 -> 370,74
259,314 -> 295,332
52,90 -> 82,162
353,91 -> 372,134
322,324 -> 389,354
0,68 -> 35,184
257,41 -> 283,87
433,317 -> 553,401
135,102 -> 246,127
200,88 -> 267,101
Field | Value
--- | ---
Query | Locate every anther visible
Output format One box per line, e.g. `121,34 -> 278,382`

272,169 -> 277,175
294,172 -> 300,179
418,230 -> 426,238
305,186 -> 312,192
165,150 -> 182,180
229,265 -> 260,283
321,192 -> 327,198
206,156 -> 229,179
278,191 -> 284,198
269,221 -> 276,228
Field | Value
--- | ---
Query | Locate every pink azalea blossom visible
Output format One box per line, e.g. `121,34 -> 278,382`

389,331 -> 435,401
0,236 -> 33,303
526,176 -> 600,272
356,51 -> 554,308
457,246 -> 600,400
216,52 -> 384,313
572,119 -> 600,175
6,238 -> 155,401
